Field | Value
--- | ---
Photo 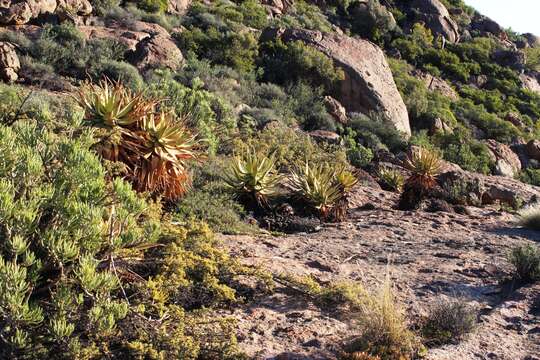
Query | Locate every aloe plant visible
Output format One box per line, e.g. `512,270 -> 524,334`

224,149 -> 281,207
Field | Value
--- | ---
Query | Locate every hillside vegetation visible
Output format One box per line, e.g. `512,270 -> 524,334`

0,0 -> 540,359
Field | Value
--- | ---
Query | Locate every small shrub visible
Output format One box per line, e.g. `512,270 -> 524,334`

97,60 -> 144,90
509,244 -> 540,283
421,298 -> 477,346
517,204 -> 540,230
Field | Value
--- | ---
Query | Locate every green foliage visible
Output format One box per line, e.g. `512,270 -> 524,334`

258,39 -> 345,93
137,0 -> 168,13
90,0 -> 121,16
421,298 -> 476,346
274,0 -> 333,32
233,122 -> 349,172
342,0 -> 398,44
148,71 -> 235,154
377,166 -> 404,192
224,148 -> 282,207
433,130 -> 493,174
525,47 -> 540,72
452,99 -> 521,143
29,24 -> 129,80
517,204 -> 540,231
347,112 -> 407,153
0,119 -> 157,357
177,1 -> 265,73
509,244 -> 540,283
289,162 -> 357,220
519,168 -> 540,186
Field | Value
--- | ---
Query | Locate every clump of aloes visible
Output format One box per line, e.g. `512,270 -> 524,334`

289,162 -> 358,221
398,147 -> 443,210
75,79 -> 201,201
224,148 -> 282,208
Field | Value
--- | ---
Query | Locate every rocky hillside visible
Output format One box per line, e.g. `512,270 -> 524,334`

0,0 -> 540,359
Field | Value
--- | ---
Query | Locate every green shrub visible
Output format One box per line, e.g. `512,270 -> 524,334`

232,123 -> 349,172
258,39 -> 345,93
519,168 -> 540,186
347,112 -> 407,153
137,0 -> 168,13
274,0 -> 333,32
148,71 -> 235,154
90,0 -> 121,15
97,60 -> 143,90
421,298 -> 476,346
517,204 -> 540,231
509,244 -> 540,282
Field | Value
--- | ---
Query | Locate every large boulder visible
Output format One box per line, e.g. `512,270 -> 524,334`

78,25 -> 149,51
523,33 -> 540,48
526,139 -> 540,161
471,15 -> 504,37
484,139 -> 522,178
323,96 -> 347,125
0,41 -> 20,82
127,34 -> 183,72
261,0 -> 293,16
0,0 -> 91,24
167,0 -> 191,15
439,170 -> 540,208
262,28 -> 411,137
520,72 -> 540,94
0,0 -> 33,24
413,70 -> 458,100
411,0 -> 460,43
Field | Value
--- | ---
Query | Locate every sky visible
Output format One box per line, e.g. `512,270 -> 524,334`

465,0 -> 540,35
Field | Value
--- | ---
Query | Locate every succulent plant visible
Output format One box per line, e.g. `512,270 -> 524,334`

289,162 -> 358,220
402,147 -> 443,191
224,148 -> 282,207
377,166 -> 404,192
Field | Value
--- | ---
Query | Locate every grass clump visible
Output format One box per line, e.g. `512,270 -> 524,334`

345,279 -> 419,360
509,244 -> 540,283
517,203 -> 540,230
421,298 -> 477,346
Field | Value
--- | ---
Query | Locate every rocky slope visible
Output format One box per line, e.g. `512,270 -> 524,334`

222,179 -> 540,359
0,0 -> 540,359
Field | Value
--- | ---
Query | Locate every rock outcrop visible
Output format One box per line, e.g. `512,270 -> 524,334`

0,0 -> 91,25
526,139 -> 540,162
166,0 -> 191,15
323,96 -> 347,125
520,72 -> 540,94
262,28 -> 411,137
413,70 -> 458,100
261,0 -> 293,16
127,34 -> 183,72
0,41 -> 20,82
471,15 -> 505,37
411,0 -> 460,43
484,139 -> 522,178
